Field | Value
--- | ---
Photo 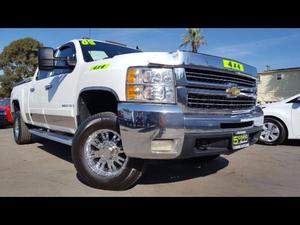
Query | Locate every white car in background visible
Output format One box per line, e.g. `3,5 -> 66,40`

259,93 -> 300,145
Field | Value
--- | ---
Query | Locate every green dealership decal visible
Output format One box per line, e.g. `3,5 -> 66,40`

90,64 -> 110,71
81,39 -> 96,45
223,59 -> 244,72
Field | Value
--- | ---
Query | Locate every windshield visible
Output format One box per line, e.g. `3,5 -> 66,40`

0,99 -> 10,106
80,40 -> 141,62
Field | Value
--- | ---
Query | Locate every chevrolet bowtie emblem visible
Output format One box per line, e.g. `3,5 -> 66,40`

226,87 -> 240,96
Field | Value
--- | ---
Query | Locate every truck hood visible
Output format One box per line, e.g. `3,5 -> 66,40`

112,50 -> 257,77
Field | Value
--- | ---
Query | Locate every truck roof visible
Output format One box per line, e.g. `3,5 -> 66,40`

67,39 -> 138,51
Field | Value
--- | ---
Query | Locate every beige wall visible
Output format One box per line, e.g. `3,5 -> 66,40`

258,70 -> 300,104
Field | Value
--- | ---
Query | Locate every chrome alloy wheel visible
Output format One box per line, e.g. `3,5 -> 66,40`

14,118 -> 20,138
84,129 -> 127,177
260,122 -> 280,143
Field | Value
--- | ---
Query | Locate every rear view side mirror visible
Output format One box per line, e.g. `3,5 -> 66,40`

38,47 -> 55,70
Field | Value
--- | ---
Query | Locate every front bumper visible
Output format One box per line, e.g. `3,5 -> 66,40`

118,103 -> 263,159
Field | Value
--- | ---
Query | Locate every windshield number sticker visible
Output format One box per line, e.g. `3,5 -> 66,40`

81,39 -> 96,45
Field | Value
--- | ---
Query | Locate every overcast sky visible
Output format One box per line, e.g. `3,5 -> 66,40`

1,28 -> 300,72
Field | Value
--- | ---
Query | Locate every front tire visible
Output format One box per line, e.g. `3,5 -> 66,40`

259,117 -> 286,145
13,111 -> 32,144
72,112 -> 144,190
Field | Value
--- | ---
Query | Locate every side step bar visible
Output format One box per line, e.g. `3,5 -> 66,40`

29,129 -> 73,146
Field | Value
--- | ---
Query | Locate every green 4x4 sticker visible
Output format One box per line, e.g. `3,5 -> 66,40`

90,64 -> 110,71
223,59 -> 244,72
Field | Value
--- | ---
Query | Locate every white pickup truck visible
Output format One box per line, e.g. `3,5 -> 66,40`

10,39 -> 263,190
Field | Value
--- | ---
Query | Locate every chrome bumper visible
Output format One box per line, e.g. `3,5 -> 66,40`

118,103 -> 263,159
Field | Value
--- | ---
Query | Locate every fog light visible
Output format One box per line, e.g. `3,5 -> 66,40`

151,139 -> 177,153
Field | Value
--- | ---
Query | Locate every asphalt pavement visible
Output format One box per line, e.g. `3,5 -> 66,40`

1,127 -> 300,196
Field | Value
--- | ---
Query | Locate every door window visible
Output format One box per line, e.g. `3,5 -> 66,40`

53,44 -> 76,76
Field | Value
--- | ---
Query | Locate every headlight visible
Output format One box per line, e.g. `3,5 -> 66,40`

126,67 -> 175,103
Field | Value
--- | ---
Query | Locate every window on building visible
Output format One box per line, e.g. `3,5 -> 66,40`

276,74 -> 284,80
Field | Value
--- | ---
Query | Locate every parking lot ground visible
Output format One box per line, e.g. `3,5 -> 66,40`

1,127 -> 300,196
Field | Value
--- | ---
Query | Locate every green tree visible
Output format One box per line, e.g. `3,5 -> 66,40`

0,37 -> 43,98
179,28 -> 207,53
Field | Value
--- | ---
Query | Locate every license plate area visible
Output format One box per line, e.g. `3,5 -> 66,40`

231,131 -> 249,150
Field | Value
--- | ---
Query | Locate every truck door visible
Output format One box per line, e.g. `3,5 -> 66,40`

41,43 -> 78,134
28,70 -> 51,127
291,97 -> 300,138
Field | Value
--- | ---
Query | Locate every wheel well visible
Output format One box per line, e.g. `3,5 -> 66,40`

264,115 -> 289,138
77,90 -> 118,126
12,100 -> 20,112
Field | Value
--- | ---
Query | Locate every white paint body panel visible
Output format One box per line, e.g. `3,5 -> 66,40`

262,93 -> 300,139
10,40 -> 182,134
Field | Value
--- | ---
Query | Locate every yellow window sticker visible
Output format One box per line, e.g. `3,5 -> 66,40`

223,59 -> 244,72
90,64 -> 110,71
81,39 -> 96,45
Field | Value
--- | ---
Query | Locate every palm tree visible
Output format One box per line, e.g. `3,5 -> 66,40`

179,28 -> 207,53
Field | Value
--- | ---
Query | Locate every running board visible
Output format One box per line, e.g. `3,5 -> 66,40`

29,129 -> 73,146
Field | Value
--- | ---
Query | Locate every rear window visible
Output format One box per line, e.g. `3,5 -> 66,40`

0,99 -> 10,106
80,40 -> 141,62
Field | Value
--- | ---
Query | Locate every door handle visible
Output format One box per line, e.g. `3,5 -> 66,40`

30,87 -> 35,92
45,84 -> 52,90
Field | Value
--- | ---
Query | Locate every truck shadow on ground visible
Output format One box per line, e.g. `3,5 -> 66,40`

34,137 -> 73,163
34,136 -> 229,185
0,125 -> 13,129
138,157 -> 229,185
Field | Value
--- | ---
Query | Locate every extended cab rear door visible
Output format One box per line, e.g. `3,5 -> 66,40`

28,70 -> 51,127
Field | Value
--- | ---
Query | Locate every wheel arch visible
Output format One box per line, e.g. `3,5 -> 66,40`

11,99 -> 20,113
76,87 -> 120,127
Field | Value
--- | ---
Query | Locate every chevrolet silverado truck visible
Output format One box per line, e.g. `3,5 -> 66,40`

10,39 -> 263,190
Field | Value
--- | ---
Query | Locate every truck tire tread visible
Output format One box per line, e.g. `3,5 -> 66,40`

13,111 -> 31,144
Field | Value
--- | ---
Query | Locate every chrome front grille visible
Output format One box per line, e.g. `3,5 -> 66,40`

187,93 -> 256,110
178,67 -> 257,113
185,68 -> 256,88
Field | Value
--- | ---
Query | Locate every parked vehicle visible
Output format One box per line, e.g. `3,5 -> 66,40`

259,93 -> 300,145
10,39 -> 263,190
0,98 -> 13,127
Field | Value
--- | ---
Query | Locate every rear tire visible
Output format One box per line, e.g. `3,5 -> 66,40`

259,117 -> 286,145
72,112 -> 144,190
13,111 -> 32,144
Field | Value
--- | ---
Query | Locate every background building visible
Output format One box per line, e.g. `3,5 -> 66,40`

257,67 -> 300,104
